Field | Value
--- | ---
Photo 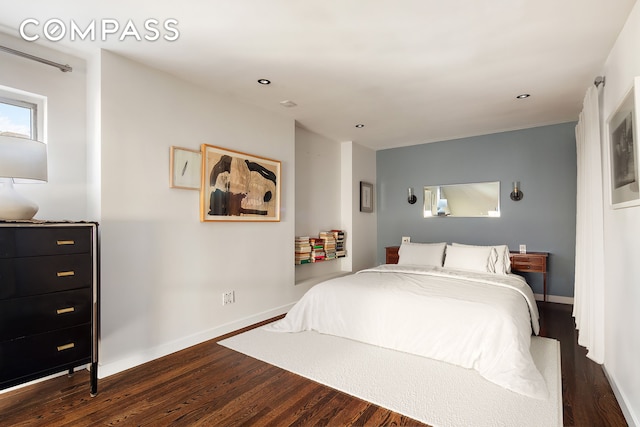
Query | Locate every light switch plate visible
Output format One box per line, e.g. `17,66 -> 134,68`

402,236 -> 411,243
519,244 -> 526,254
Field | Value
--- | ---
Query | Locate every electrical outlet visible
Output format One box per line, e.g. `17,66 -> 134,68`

222,291 -> 235,305
402,236 -> 411,243
519,244 -> 526,254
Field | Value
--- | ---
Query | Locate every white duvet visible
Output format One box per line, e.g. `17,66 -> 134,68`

265,264 -> 548,399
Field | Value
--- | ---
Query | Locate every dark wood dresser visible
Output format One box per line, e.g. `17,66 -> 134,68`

0,222 -> 99,396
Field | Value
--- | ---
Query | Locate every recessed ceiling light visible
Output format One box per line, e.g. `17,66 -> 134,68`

257,79 -> 271,85
280,100 -> 297,108
516,94 -> 530,99
355,124 -> 364,128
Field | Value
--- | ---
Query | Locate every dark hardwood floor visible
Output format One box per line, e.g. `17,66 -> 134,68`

0,303 -> 629,426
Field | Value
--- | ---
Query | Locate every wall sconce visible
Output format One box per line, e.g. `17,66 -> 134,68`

407,187 -> 417,204
510,181 -> 523,201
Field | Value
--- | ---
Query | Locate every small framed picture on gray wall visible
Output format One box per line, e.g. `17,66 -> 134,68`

607,76 -> 640,209
360,181 -> 374,213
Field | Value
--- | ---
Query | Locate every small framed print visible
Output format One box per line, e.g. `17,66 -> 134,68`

170,146 -> 202,190
360,181 -> 374,213
607,77 -> 640,209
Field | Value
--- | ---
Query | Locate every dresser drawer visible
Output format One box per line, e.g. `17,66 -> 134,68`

0,229 -> 14,258
0,227 -> 91,259
511,255 -> 546,273
0,254 -> 92,299
0,324 -> 92,385
0,288 -> 92,340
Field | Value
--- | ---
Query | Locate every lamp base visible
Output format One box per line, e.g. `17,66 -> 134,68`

0,180 -> 39,220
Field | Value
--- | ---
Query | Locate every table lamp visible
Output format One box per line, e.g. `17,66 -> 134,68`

0,134 -> 48,220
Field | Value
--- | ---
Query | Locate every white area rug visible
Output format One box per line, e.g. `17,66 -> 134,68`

219,327 -> 562,427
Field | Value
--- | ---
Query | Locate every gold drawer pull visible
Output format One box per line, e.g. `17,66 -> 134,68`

57,271 -> 75,277
57,343 -> 75,352
56,307 -> 75,315
57,240 -> 75,246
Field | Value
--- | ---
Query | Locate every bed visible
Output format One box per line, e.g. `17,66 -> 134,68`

265,242 -> 548,399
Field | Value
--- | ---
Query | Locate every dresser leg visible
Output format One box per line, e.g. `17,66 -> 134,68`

67,368 -> 74,377
90,362 -> 98,397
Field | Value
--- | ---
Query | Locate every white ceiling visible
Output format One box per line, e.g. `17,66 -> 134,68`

0,0 -> 636,150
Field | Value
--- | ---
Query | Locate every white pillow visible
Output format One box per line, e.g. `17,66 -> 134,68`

452,243 -> 511,274
495,244 -> 512,274
398,242 -> 446,267
444,244 -> 496,273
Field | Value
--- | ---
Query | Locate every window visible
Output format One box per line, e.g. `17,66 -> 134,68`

0,96 -> 37,139
0,86 -> 45,141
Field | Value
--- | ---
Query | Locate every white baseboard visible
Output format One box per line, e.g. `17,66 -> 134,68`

534,293 -> 574,305
97,303 -> 295,379
603,366 -> 639,427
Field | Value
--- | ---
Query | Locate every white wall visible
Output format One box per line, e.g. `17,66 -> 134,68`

0,33 -> 88,220
601,3 -> 640,425
342,141 -> 377,272
98,51 -> 311,376
294,126 -> 347,283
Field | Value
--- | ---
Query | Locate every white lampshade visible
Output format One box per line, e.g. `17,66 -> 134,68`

0,134 -> 48,220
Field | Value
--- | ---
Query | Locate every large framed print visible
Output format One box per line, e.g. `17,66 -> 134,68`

200,144 -> 281,222
607,77 -> 640,209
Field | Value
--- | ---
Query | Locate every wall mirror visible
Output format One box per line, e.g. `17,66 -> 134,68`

423,181 -> 500,218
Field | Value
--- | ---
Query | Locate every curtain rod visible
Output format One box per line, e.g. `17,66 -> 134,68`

0,44 -> 72,72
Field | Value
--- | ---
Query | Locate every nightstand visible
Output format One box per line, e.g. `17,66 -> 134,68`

386,246 -> 400,264
509,252 -> 549,301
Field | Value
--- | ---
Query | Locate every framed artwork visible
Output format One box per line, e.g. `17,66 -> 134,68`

170,146 -> 201,190
360,181 -> 374,213
607,77 -> 640,209
200,144 -> 281,222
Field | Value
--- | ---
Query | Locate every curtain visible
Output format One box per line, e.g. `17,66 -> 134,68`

573,85 -> 605,363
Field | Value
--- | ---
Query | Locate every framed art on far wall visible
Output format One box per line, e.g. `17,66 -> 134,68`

200,144 -> 281,222
170,146 -> 202,190
360,181 -> 374,213
607,76 -> 640,209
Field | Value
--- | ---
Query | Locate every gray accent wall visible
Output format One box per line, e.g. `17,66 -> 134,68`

376,122 -> 577,298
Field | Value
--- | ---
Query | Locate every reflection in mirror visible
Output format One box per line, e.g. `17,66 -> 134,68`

423,181 -> 500,218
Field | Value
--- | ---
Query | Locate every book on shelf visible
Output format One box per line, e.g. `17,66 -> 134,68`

331,229 -> 345,239
295,230 -> 346,265
309,237 -> 324,244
